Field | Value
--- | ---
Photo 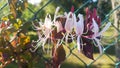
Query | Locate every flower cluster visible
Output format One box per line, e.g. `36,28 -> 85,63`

32,6 -> 111,67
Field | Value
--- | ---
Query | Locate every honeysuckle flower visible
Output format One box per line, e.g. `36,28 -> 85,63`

41,15 -> 53,50
31,14 -> 53,52
92,19 -> 111,54
33,14 -> 53,39
75,8 -> 111,59
91,18 -> 103,54
32,7 -> 111,60
53,16 -> 66,39
54,7 -> 66,33
64,9 -> 76,43
53,6 -> 76,44
83,8 -> 111,55
53,7 -> 67,44
75,14 -> 84,52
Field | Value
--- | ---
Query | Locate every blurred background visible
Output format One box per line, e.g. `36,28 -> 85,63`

0,0 -> 120,68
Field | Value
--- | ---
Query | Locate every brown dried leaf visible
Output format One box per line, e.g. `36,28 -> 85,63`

81,37 -> 94,60
52,45 -> 66,68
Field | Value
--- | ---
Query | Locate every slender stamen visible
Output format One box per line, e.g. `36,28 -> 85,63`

80,37 -> 84,50
94,38 -> 103,54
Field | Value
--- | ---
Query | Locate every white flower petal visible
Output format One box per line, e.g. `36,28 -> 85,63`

73,14 -> 77,29
65,33 -> 69,43
94,38 -> 103,54
92,18 -> 99,37
54,21 -> 63,32
53,7 -> 60,22
38,22 -> 43,27
76,14 -> 84,36
77,35 -> 81,51
64,12 -> 68,17
97,22 -> 111,36
65,12 -> 75,33
44,14 -> 52,29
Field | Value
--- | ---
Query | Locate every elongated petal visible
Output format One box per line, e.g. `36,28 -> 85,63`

97,22 -> 111,36
94,38 -> 103,54
44,14 -> 53,38
65,33 -> 69,43
85,7 -> 89,18
77,35 -> 81,51
92,8 -> 97,20
73,14 -> 77,29
54,7 -> 60,22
